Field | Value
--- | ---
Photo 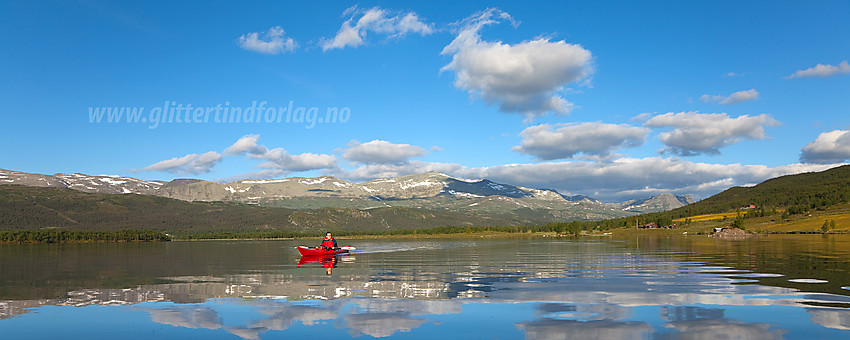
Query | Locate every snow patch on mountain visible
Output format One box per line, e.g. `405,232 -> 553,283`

445,190 -> 484,198
399,180 -> 441,190
299,177 -> 330,185
98,178 -> 127,185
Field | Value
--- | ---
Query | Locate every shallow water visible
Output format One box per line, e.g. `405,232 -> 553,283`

2,235 -> 850,339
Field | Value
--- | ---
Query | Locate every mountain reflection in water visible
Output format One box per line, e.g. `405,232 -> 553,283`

2,236 -> 850,339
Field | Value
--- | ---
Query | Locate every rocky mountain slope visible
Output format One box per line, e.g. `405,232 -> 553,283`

618,193 -> 695,214
0,168 -> 163,194
0,168 -> 694,218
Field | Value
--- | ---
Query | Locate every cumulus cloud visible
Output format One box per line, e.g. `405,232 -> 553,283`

786,60 -> 850,79
333,161 -> 466,183
342,140 -> 427,164
480,158 -> 800,201
139,151 -> 222,175
441,8 -> 593,119
333,157 -> 841,202
224,134 -> 267,156
237,26 -> 297,54
512,122 -> 649,160
644,112 -> 780,156
699,89 -> 759,105
321,6 -> 433,51
224,134 -> 337,173
259,148 -> 337,172
800,130 -> 850,164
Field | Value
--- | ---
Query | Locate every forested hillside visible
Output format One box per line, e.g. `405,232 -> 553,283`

668,165 -> 850,218
569,165 -> 850,232
0,185 -> 524,237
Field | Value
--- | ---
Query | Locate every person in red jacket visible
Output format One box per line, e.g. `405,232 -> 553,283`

318,232 -> 338,250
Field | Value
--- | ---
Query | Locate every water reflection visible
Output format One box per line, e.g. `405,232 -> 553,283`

808,308 -> 850,330
517,319 -> 653,340
1,236 -> 850,338
661,318 -> 785,340
297,255 -> 340,275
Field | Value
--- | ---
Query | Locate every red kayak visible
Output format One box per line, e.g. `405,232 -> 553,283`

296,246 -> 354,256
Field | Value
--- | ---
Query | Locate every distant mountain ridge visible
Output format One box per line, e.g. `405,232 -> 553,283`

0,168 -> 694,217
0,168 -> 164,195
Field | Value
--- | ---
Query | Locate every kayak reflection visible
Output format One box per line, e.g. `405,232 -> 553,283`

297,255 -> 354,275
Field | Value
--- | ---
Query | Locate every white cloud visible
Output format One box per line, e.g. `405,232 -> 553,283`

237,26 -> 297,54
699,89 -> 759,105
486,159 -> 840,202
334,161 -> 466,183
140,151 -> 222,175
321,6 -> 433,51
512,122 -> 649,160
800,130 -> 850,164
644,112 -> 780,156
342,140 -> 427,164
333,157 -> 841,202
441,8 -> 593,119
786,60 -> 850,79
259,148 -> 337,172
223,134 -> 267,156
224,134 -> 337,172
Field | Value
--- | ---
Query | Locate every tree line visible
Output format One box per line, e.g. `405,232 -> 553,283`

0,229 -> 170,244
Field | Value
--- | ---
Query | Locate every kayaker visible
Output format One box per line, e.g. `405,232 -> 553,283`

318,232 -> 338,250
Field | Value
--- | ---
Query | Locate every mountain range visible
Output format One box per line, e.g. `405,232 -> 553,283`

0,168 -> 694,221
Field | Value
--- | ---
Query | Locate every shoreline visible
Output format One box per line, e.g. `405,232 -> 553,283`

3,228 -> 848,244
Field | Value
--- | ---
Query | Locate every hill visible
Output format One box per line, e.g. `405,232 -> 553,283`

666,164 -> 850,219
0,185 -> 528,237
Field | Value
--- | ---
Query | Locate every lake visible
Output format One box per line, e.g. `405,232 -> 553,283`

2,235 -> 850,339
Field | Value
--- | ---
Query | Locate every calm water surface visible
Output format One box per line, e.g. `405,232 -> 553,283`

2,235 -> 850,339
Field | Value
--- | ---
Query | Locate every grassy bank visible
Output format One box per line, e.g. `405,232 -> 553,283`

5,202 -> 849,243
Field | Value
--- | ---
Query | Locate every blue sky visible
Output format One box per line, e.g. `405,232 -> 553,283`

2,0 -> 849,201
